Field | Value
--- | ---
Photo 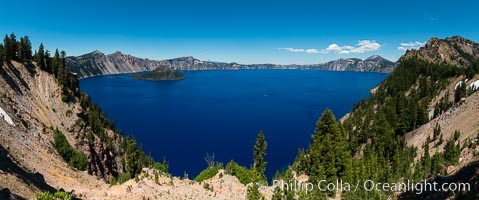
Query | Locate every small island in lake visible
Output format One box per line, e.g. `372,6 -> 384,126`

133,67 -> 185,80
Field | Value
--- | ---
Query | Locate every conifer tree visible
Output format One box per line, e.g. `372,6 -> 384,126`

44,50 -> 51,72
422,136 -> 431,178
126,138 -> 142,177
246,183 -> 262,200
309,109 -> 350,196
52,49 -> 60,76
18,36 -> 32,59
36,43 -> 45,69
3,35 -> 11,61
0,44 -> 4,65
8,33 -> 17,59
60,50 -> 67,85
253,130 -> 267,182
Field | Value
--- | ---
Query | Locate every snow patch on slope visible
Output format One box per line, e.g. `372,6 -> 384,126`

0,106 -> 15,126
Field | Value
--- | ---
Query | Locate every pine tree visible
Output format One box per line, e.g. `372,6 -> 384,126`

246,183 -> 262,200
18,36 -> 32,60
308,109 -> 351,197
293,148 -> 308,173
310,110 -> 340,180
433,123 -> 441,141
52,49 -> 60,76
44,50 -> 51,72
3,35 -> 11,61
253,130 -> 267,182
126,138 -> 142,177
59,50 -> 68,85
8,33 -> 17,59
455,80 -> 467,103
36,43 -> 45,69
0,44 -> 4,65
422,136 -> 431,178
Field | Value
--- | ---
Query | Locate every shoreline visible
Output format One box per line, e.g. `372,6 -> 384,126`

77,68 -> 390,80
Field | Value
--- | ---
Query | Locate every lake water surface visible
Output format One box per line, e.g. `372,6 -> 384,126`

79,70 -> 387,178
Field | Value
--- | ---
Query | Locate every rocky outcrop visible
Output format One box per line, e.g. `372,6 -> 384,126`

402,36 -> 479,67
0,61 -> 125,198
67,51 -> 397,79
305,55 -> 396,72
66,51 -> 165,78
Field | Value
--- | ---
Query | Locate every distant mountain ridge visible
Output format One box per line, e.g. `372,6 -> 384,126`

402,36 -> 479,67
66,51 -> 396,79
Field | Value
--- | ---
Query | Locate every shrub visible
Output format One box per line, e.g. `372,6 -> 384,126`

194,163 -> 223,182
225,160 -> 254,185
86,132 -> 95,146
53,128 -> 88,171
53,191 -> 72,200
65,110 -> 73,117
36,191 -> 72,200
36,192 -> 54,200
61,94 -> 69,102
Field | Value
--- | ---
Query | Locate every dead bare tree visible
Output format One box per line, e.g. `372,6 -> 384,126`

204,152 -> 216,168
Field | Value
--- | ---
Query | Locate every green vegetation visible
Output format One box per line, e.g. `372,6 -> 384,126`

1,33 -> 32,63
433,91 -> 453,118
270,53 -> 479,199
246,183 -> 263,200
308,109 -> 350,196
53,128 -> 88,171
252,131 -> 267,182
0,43 -> 4,65
444,131 -> 461,165
133,67 -> 184,81
36,191 -> 72,200
0,32 -> 169,186
110,172 -> 131,186
225,160 -> 254,184
194,163 -> 223,182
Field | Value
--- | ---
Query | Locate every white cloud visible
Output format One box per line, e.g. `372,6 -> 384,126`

350,40 -> 381,53
278,48 -> 305,52
397,41 -> 425,51
305,49 -> 320,54
325,44 -> 342,51
278,40 -> 381,55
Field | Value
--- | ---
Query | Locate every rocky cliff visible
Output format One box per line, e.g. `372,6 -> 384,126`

0,60 -> 126,198
402,36 -> 479,67
305,55 -> 396,72
67,51 -> 396,79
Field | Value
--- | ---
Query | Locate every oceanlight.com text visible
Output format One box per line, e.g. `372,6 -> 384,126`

273,179 -> 470,194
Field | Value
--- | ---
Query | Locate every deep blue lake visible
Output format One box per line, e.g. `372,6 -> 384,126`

79,70 -> 387,179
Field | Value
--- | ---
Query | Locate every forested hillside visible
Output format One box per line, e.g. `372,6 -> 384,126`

0,33 -> 168,199
271,36 -> 479,199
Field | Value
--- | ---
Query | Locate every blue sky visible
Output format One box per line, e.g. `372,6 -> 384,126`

1,0 -> 478,64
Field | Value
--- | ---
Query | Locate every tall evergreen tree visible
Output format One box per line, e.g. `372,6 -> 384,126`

52,49 -> 60,76
421,137 -> 431,178
3,34 -> 11,61
125,138 -> 142,177
0,44 -> 4,65
36,43 -> 45,69
253,130 -> 267,182
18,36 -> 32,59
60,50 -> 67,85
308,109 -> 350,196
9,33 -> 17,59
44,50 -> 51,72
